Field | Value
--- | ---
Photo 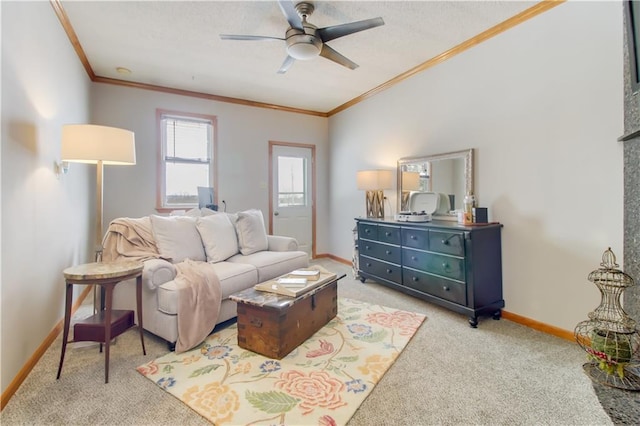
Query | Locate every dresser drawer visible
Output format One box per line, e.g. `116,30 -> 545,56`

403,268 -> 467,305
378,225 -> 401,245
358,223 -> 378,240
359,256 -> 402,284
401,228 -> 429,249
429,230 -> 465,256
359,240 -> 401,264
403,248 -> 465,281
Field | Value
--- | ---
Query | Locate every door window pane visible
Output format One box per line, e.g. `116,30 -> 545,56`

278,156 -> 306,207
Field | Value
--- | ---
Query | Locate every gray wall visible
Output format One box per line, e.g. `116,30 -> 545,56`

90,84 -> 330,252
1,1 -> 94,392
328,1 -> 624,331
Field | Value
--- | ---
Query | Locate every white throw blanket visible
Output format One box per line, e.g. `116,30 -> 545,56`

102,217 -> 222,352
173,260 -> 221,353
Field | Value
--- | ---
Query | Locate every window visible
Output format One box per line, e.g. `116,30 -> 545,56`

277,156 -> 307,207
157,110 -> 217,210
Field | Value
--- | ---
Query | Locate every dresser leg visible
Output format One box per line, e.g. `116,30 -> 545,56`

468,316 -> 478,328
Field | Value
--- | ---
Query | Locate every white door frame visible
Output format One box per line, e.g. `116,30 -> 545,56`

268,140 -> 316,258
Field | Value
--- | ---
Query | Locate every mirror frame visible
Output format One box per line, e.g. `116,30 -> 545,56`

397,148 -> 474,218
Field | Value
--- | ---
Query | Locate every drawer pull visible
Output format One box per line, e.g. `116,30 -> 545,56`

385,232 -> 392,236
410,235 -> 417,240
250,318 -> 263,328
442,263 -> 450,270
411,256 -> 417,261
386,268 -> 393,274
443,286 -> 450,292
412,276 -> 419,282
365,229 -> 371,234
366,262 -> 372,267
365,245 -> 371,250
385,250 -> 392,255
441,234 -> 458,245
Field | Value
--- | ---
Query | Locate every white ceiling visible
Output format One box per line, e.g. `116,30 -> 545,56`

60,0 -> 537,114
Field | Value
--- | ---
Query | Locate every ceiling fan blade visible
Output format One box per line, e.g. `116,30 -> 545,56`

277,0 -> 304,31
277,55 -> 296,74
317,17 -> 385,43
319,45 -> 358,70
220,34 -> 284,41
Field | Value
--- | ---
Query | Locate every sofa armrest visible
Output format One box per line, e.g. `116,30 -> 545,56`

267,235 -> 299,252
143,258 -> 177,290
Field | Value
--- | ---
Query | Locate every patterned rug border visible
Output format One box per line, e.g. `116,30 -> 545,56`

137,298 -> 426,425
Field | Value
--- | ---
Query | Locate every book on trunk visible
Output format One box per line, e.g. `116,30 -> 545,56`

254,267 -> 335,297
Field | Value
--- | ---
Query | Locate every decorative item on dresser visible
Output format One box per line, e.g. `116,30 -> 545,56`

355,217 -> 504,327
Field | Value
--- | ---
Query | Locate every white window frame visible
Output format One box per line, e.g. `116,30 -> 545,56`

156,109 -> 217,212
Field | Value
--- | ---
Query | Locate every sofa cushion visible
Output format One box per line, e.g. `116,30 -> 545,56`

150,215 -> 206,263
227,250 -> 309,283
156,261 -> 258,315
235,209 -> 269,255
196,214 -> 239,262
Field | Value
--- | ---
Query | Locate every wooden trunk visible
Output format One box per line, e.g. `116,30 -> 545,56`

236,281 -> 338,359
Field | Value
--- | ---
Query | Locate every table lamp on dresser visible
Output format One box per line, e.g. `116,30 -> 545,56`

356,169 -> 393,218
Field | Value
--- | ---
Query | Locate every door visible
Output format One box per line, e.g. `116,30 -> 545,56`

269,142 -> 315,257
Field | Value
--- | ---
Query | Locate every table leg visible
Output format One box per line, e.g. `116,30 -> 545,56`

136,276 -> 146,355
56,282 -> 73,379
104,284 -> 113,384
99,284 -> 105,353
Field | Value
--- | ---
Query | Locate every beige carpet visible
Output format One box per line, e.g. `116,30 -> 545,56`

1,259 -> 613,425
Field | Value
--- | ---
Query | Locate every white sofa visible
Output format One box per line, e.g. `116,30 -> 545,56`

107,208 -> 309,350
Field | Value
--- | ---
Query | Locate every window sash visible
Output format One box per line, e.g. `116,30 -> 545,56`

157,111 -> 216,210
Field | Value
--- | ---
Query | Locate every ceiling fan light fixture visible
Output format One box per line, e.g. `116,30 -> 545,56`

288,41 -> 320,60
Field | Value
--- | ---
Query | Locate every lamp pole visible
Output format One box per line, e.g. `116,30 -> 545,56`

95,159 -> 104,262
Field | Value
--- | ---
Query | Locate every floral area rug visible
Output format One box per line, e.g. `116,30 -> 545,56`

137,298 -> 425,425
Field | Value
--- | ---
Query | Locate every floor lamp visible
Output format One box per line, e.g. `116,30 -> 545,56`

357,169 -> 393,218
61,124 -> 136,262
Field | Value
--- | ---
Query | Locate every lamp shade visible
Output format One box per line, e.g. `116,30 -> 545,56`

356,169 -> 394,190
402,171 -> 421,191
62,124 -> 136,165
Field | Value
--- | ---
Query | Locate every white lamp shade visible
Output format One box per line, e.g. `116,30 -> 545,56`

402,171 -> 421,191
357,169 -> 394,190
62,124 -> 136,165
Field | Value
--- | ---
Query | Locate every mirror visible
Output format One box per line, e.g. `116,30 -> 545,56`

397,148 -> 474,220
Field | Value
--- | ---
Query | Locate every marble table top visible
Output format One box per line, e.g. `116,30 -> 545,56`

63,260 -> 143,281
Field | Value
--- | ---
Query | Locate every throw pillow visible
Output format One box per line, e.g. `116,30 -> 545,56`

196,214 -> 239,262
149,215 -> 206,263
235,209 -> 269,255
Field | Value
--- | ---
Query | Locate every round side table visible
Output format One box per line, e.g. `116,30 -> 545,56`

56,260 -> 146,383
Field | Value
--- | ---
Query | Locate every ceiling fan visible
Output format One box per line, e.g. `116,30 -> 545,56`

220,0 -> 385,74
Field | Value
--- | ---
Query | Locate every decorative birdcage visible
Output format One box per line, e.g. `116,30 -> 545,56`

574,248 -> 640,390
